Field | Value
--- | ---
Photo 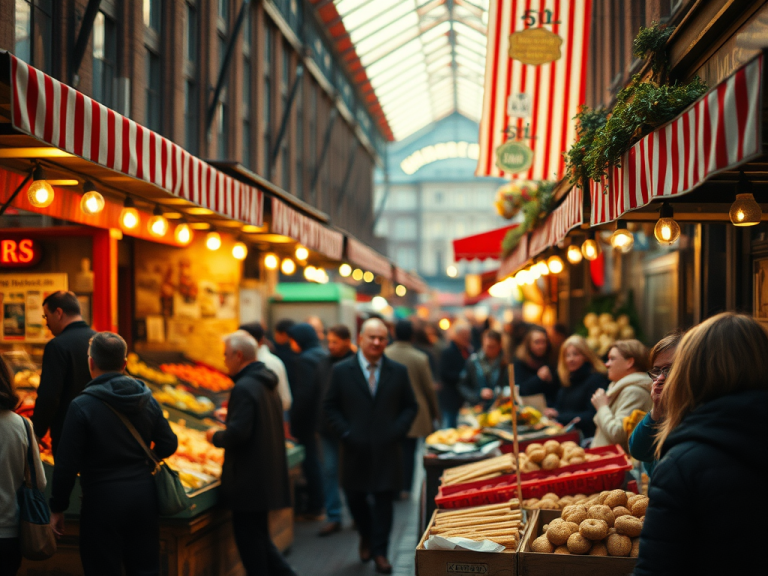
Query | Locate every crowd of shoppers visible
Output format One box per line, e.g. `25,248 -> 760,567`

3,294 -> 767,575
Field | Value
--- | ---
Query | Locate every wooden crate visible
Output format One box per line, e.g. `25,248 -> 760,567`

518,509 -> 638,576
415,508 -> 531,576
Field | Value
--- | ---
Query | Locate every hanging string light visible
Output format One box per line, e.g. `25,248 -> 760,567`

339,263 -> 352,277
654,202 -> 681,245
547,255 -> 564,274
295,246 -> 309,261
729,173 -> 761,226
80,182 -> 105,215
281,258 -> 296,275
610,220 -> 634,253
206,229 -> 222,251
264,254 -> 279,270
395,285 -> 407,297
581,231 -> 600,261
232,241 -> 248,260
27,167 -> 55,208
148,205 -> 169,237
174,219 -> 193,245
567,244 -> 583,264
120,197 -> 139,230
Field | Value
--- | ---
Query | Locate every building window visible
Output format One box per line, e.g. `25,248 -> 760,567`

396,247 -> 417,271
218,0 -> 229,22
143,0 -> 161,31
308,85 -> 317,192
146,50 -> 161,132
15,0 -> 53,73
185,81 -> 198,154
93,12 -> 117,108
393,218 -> 417,240
263,25 -> 273,177
281,44 -> 291,190
434,191 -> 443,205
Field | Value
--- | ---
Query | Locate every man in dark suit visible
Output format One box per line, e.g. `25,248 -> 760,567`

324,318 -> 418,574
32,290 -> 96,456
206,330 -> 295,576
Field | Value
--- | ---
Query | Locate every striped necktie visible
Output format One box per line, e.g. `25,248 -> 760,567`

367,363 -> 377,395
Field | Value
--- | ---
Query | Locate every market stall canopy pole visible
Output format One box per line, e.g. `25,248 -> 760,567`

508,364 -> 523,507
590,52 -> 764,226
3,51 -> 263,227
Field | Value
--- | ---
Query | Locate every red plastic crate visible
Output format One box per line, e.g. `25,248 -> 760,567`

500,431 -> 581,454
436,446 -> 631,509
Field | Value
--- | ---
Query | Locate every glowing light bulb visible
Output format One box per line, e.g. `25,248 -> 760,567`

264,254 -> 279,270
352,268 -> 364,281
581,239 -> 600,261
446,265 -> 458,278
304,265 -> 317,281
120,198 -> 139,230
295,246 -> 309,261
174,223 -> 192,245
206,231 -> 222,250
438,318 -> 451,330
148,207 -> 169,237
281,258 -> 296,275
610,226 -> 634,253
339,263 -> 352,277
729,193 -> 761,226
395,285 -> 407,297
547,255 -> 564,274
80,190 -> 105,215
567,245 -> 583,264
27,177 -> 55,208
363,271 -> 374,283
232,242 -> 248,260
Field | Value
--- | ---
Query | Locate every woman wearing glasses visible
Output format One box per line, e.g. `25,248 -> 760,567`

634,314 -> 768,576
590,340 -> 652,451
627,331 -> 683,478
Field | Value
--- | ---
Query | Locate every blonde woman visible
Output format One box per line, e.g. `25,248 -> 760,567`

635,313 -> 768,576
591,340 -> 652,450
543,335 -> 608,438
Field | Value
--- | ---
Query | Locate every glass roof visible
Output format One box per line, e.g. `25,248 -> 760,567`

334,0 -> 489,140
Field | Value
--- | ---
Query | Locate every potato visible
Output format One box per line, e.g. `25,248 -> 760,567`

620,326 -> 636,339
583,313 -> 599,328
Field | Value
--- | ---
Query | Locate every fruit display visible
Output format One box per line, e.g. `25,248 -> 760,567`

14,369 -> 40,389
160,363 -> 233,392
583,312 -> 636,356
425,426 -> 481,446
426,499 -> 524,549
166,420 -> 224,483
153,385 -> 215,416
529,489 -> 647,557
476,403 -> 542,427
126,353 -> 178,385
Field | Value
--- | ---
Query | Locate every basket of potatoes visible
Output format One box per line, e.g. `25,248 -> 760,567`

521,489 -> 648,573
583,313 -> 636,357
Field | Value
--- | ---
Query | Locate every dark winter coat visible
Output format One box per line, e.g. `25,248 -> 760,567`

438,341 -> 471,413
50,373 -> 178,513
212,361 -> 291,512
315,349 -> 355,437
514,358 -> 560,407
458,352 -> 508,411
287,323 -> 329,438
553,364 -> 608,438
32,320 -> 97,455
635,389 -> 768,575
323,354 -> 418,492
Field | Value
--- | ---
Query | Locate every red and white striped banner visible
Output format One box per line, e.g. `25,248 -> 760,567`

529,187 -> 583,257
347,238 -> 392,279
591,53 -> 763,225
477,0 -> 593,181
270,198 -> 344,260
8,53 -> 263,226
497,233 -> 529,280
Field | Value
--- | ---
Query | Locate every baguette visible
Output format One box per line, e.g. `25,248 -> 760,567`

434,512 -> 522,527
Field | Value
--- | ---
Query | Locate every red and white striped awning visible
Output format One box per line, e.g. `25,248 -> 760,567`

529,188 -> 583,257
497,233 -> 529,280
476,1 -> 593,181
346,238 -> 392,279
270,198 -> 344,260
452,224 -> 517,262
8,53 -> 263,226
590,53 -> 763,225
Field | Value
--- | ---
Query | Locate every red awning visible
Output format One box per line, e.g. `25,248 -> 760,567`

346,237 -> 392,279
6,52 -> 263,226
529,188 -> 583,258
453,224 -> 518,262
270,197 -> 344,261
590,52 -> 763,225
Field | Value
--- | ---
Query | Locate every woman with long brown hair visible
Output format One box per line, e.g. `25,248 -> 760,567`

513,326 -> 560,406
0,356 -> 46,575
543,335 -> 608,439
635,313 -> 768,576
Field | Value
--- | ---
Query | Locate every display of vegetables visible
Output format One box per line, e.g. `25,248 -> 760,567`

160,363 -> 233,392
13,369 -> 40,389
166,420 -> 224,482
152,385 -> 215,415
126,353 -> 178,385
583,312 -> 635,356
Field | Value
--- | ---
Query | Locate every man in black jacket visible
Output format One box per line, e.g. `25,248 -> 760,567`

458,329 -> 509,410
287,322 -> 328,520
315,325 -> 355,537
438,321 -> 472,429
32,291 -> 96,456
324,318 -> 418,574
50,332 -> 177,576
206,330 -> 295,576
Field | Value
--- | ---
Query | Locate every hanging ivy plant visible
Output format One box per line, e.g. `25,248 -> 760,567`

500,181 -> 556,257
563,22 -> 708,187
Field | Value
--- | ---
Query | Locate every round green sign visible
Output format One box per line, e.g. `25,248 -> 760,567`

495,140 -> 534,173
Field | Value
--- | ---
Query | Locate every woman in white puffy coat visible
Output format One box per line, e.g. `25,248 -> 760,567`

590,339 -> 652,450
